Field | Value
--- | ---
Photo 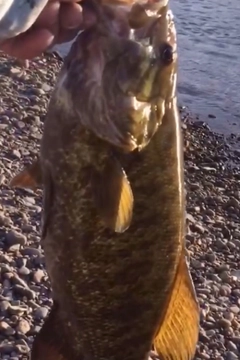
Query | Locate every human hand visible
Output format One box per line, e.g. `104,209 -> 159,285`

0,0 -> 94,60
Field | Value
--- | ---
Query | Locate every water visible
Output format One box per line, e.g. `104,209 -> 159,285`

172,0 -> 240,133
54,0 -> 240,134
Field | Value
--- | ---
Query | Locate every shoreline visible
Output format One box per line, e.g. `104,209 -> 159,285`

0,53 -> 240,359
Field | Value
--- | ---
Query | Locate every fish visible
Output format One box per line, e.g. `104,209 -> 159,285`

10,1 -> 200,360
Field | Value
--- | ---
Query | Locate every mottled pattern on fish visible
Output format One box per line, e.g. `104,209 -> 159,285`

39,99 -> 183,360
10,2 -> 199,360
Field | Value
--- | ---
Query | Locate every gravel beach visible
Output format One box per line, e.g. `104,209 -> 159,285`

0,52 -> 240,360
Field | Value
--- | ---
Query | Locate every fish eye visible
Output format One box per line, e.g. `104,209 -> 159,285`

160,43 -> 174,64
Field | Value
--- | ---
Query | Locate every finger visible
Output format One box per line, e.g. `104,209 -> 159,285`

59,3 -> 83,29
34,2 -> 60,29
0,29 -> 54,59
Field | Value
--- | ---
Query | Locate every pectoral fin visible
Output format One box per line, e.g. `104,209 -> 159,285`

91,157 -> 133,233
153,253 -> 200,360
9,158 -> 42,190
31,301 -> 72,360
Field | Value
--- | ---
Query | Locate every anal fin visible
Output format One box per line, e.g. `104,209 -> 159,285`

153,253 -> 200,360
31,301 -> 72,360
91,157 -> 133,233
9,158 -> 42,190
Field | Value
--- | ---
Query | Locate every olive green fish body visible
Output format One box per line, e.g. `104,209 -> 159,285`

10,3 -> 199,360
37,95 -> 183,360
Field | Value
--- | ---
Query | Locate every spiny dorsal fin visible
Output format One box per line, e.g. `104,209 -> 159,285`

91,157 -> 133,233
153,253 -> 200,360
9,158 -> 42,190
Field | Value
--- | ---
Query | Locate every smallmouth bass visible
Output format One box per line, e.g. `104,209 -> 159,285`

10,1 -> 200,360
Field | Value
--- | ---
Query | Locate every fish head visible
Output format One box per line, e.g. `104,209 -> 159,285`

118,5 -> 177,104
51,3 -> 177,151
51,7 -> 152,151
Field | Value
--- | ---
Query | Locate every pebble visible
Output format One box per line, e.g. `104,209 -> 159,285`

8,304 -> 28,316
230,306 -> 240,314
5,231 -> 27,248
20,247 -> 42,257
34,307 -> 49,320
219,285 -> 232,296
226,351 -> 239,360
0,321 -> 15,336
0,343 -> 16,354
205,252 -> 216,263
191,259 -> 204,269
32,269 -> 45,284
16,319 -> 31,335
218,318 -> 232,329
18,267 -> 30,276
0,174 -> 5,185
0,301 -> 10,312
227,341 -> 238,352
13,285 -> 35,300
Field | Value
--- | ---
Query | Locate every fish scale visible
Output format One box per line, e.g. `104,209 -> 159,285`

10,2 -> 200,359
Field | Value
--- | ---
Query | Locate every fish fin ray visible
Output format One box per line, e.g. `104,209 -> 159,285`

31,301 -> 73,360
91,157 -> 133,233
9,158 -> 42,190
153,253 -> 200,360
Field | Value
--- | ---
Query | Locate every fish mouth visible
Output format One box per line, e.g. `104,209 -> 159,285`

52,1 -> 176,151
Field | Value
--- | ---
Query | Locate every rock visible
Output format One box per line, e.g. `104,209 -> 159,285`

20,247 -> 42,257
226,351 -> 239,360
230,306 -> 240,314
223,311 -> 234,322
227,341 -> 238,352
5,230 -> 27,247
191,259 -> 203,269
18,266 -> 31,276
0,300 -> 10,312
0,343 -> 16,354
0,213 -> 12,226
34,306 -> 49,320
15,343 -> 30,354
0,174 -> 5,185
218,318 -> 232,329
0,321 -> 15,336
32,269 -> 45,284
16,319 -> 31,334
189,223 -> 205,234
219,271 -> 232,283
11,274 -> 29,288
205,252 -> 216,262
227,198 -> 240,209
13,285 -> 35,300
8,304 -> 28,316
42,83 -> 51,92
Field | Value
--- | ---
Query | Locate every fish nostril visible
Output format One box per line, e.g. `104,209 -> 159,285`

159,43 -> 174,65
